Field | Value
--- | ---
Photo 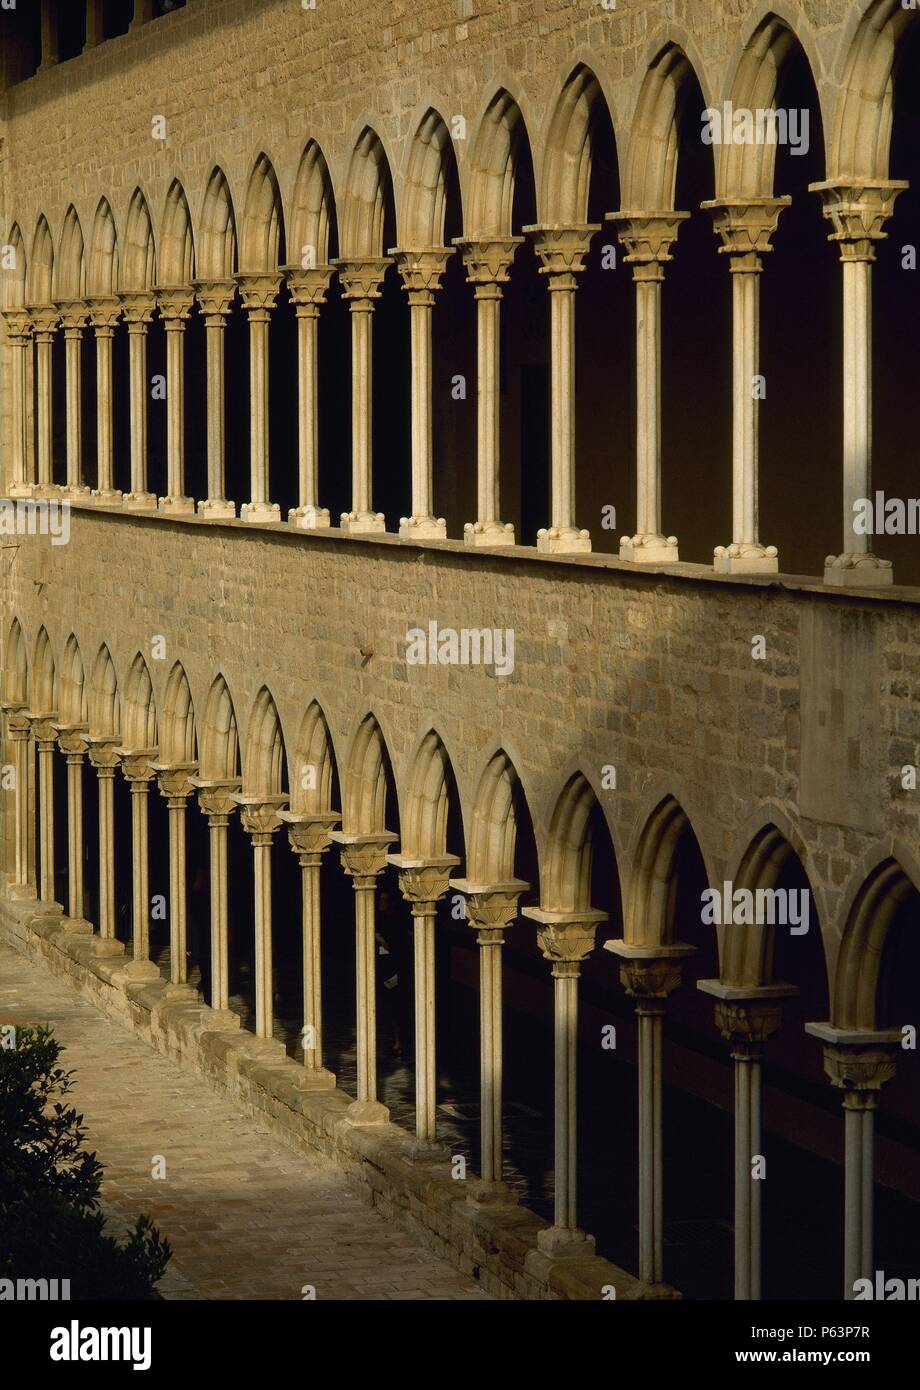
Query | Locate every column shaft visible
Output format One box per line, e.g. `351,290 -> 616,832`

549,283 -> 575,534
209,817 -> 230,1010
480,936 -> 503,1181
205,320 -> 226,502
413,905 -> 437,1143
97,768 -> 116,938
253,838 -> 274,1039
352,306 -> 373,516
167,800 -> 188,984
34,332 -> 55,489
128,325 -> 149,497
37,742 -> 56,901
166,323 -> 186,501
476,289 -> 501,524
130,784 -> 150,962
553,966 -> 580,1230
301,859 -> 323,1069
354,883 -> 377,1103
842,258 -> 871,561
66,754 -> 85,919
63,327 -> 84,490
297,309 -> 319,510
249,313 -> 269,507
95,329 -> 116,494
635,275 -> 662,538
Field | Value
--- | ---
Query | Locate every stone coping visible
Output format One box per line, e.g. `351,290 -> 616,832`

0,895 -> 677,1303
15,493 -> 920,608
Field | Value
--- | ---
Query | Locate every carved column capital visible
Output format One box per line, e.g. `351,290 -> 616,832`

192,279 -> 236,322
604,939 -> 695,1004
54,722 -> 91,757
235,272 -> 283,316
55,300 -> 89,334
388,853 -> 461,910
277,809 -> 341,862
390,246 -> 453,304
157,286 -> 196,324
231,793 -> 289,842
805,1023 -> 901,1104
453,236 -> 523,292
29,714 -> 60,748
701,197 -> 790,272
1,309 -> 34,342
86,297 -> 122,333
524,223 -> 600,287
152,760 -> 199,802
331,257 -> 391,305
191,776 -> 242,820
606,210 -> 690,281
698,980 -> 798,1059
119,290 -> 158,328
285,265 -> 335,312
449,876 -> 529,943
523,905 -> 608,973
117,747 -> 160,784
29,307 -> 60,340
86,735 -> 123,771
330,830 -> 398,885
809,179 -> 907,261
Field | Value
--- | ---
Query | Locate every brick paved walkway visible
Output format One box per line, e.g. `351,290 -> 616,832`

0,941 -> 490,1301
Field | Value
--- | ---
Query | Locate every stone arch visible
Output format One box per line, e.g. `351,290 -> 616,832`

467,749 -> 529,884
401,728 -> 460,859
542,771 -> 608,913
122,654 -> 157,750
290,141 -> 337,265
718,13 -> 825,196
26,216 -> 54,306
467,88 -> 534,236
624,793 -> 701,947
199,674 -> 239,780
122,189 -> 157,292
341,712 -> 393,835
87,198 -> 119,297
60,635 -> 87,726
31,627 -> 55,714
623,43 -> 710,208
831,0 -> 919,180
289,699 -> 337,814
243,686 -> 285,795
159,180 -> 196,286
198,167 -> 238,280
340,126 -> 395,257
3,225 -> 27,309
400,108 -> 461,246
2,619 -> 29,704
540,63 -> 618,222
833,856 -> 920,1029
89,644 -> 120,738
722,821 -> 824,987
240,154 -> 285,271
160,662 -> 196,765
55,207 -> 85,302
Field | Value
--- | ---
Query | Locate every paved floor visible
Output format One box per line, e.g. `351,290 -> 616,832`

0,941 -> 490,1301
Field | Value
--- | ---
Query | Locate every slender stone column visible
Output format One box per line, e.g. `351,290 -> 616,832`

450,877 -> 528,1197
278,809 -> 340,1086
390,248 -> 454,540
117,749 -> 160,978
522,224 -> 599,554
285,266 -> 335,529
522,907 -> 607,1261
810,180 -> 906,585
452,237 -> 522,547
2,704 -> 34,895
30,716 -> 59,903
191,777 -> 241,1017
39,0 -> 61,70
153,762 -> 198,994
698,981 -> 796,1299
193,280 -> 237,520
331,258 -> 390,534
84,0 -> 104,48
87,736 -> 122,949
156,288 -> 196,514
30,308 -> 60,497
119,291 -> 158,510
232,793 -> 288,1049
330,830 -> 398,1121
388,854 -> 460,1148
699,198 -> 790,573
54,723 -> 90,921
805,1023 -> 901,1297
606,212 -> 689,564
1,311 -> 34,497
130,0 -> 155,29
236,273 -> 283,523
86,299 -> 122,503
605,939 -> 695,1282
57,302 -> 91,498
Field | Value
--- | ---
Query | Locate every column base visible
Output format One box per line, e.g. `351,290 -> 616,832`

620,533 -> 679,564
344,1099 -> 390,1125
123,958 -> 161,981
241,501 -> 282,524
90,936 -> 126,957
465,1179 -> 518,1208
714,542 -> 779,575
242,1036 -> 288,1063
160,981 -> 200,1002
340,510 -> 386,535
62,484 -> 92,502
537,526 -> 591,555
407,1137 -> 449,1162
536,1225 -> 596,1258
201,1008 -> 241,1031
60,917 -> 93,937
399,514 -> 447,541
288,505 -> 330,530
91,489 -> 123,507
123,491 -> 159,512
6,483 -> 35,499
198,497 -> 237,521
32,483 -> 63,500
158,495 -> 196,516
824,552 -> 894,587
292,1065 -> 337,1091
464,520 -> 516,547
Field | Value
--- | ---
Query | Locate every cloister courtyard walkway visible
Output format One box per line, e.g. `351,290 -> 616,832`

0,939 -> 490,1302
